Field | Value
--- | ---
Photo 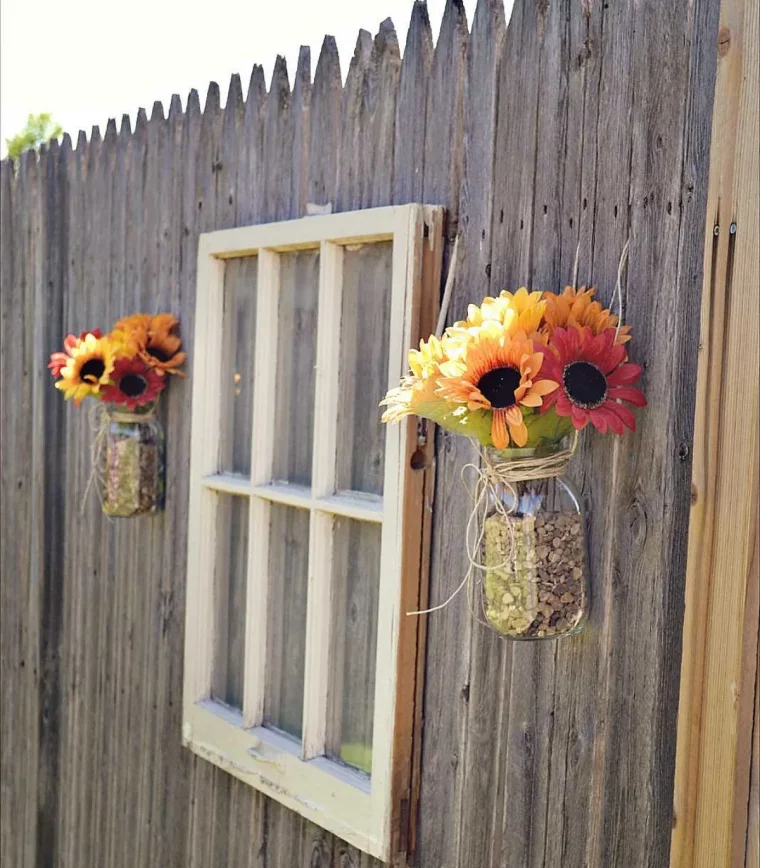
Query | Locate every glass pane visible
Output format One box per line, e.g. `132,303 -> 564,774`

211,494 -> 249,709
264,504 -> 310,739
328,518 -> 381,775
272,249 -> 319,486
219,257 -> 257,475
336,242 -> 393,496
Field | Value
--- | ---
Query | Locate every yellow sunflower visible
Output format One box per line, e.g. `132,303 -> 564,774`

55,332 -> 116,405
380,335 -> 494,442
110,312 -> 186,376
542,286 -> 631,344
436,321 -> 558,449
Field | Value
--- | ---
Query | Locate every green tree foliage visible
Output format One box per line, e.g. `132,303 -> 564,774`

5,113 -> 63,160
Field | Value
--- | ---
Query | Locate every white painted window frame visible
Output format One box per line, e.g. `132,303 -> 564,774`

183,204 -> 443,861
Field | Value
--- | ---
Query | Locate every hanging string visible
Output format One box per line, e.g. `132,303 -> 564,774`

81,403 -> 110,514
435,234 -> 461,338
613,239 -> 629,342
572,239 -> 581,290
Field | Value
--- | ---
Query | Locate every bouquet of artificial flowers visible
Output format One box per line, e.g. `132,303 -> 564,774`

382,285 -> 645,639
49,314 -> 186,516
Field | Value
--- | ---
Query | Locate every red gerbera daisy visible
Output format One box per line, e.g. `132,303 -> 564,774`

48,329 -> 103,378
539,326 -> 646,434
101,357 -> 165,410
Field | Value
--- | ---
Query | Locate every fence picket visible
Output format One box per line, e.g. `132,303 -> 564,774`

308,37 -> 340,210
393,1 -> 433,204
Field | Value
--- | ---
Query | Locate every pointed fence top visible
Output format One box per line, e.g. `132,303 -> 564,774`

204,81 -> 221,114
226,73 -> 244,111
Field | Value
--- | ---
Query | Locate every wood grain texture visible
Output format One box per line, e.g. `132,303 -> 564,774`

671,0 -> 760,864
0,1 -> 726,866
394,1 -> 433,204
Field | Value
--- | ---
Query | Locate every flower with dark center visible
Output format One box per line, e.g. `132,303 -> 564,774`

119,373 -> 148,398
540,326 -> 646,434
436,321 -> 558,449
147,346 -> 172,364
477,366 -> 522,408
562,361 -> 607,409
55,333 -> 116,405
80,358 -> 106,383
102,357 -> 166,410
48,329 -> 104,378
110,312 -> 186,376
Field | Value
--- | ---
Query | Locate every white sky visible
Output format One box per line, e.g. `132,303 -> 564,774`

0,0 -> 506,157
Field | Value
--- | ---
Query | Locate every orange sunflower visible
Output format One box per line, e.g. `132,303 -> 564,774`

542,286 -> 631,344
436,322 -> 558,449
111,313 -> 186,376
55,332 -> 117,404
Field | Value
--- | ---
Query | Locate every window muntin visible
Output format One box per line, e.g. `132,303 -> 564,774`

183,205 -> 442,860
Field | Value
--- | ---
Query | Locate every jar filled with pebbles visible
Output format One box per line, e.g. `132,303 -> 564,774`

480,445 -> 588,640
102,411 -> 165,517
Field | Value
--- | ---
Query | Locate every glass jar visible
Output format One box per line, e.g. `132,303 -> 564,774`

479,446 -> 589,640
102,411 -> 165,516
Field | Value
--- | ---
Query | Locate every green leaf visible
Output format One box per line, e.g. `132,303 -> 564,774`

5,112 -> 63,161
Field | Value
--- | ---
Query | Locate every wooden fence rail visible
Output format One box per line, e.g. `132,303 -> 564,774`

1,0 -> 731,866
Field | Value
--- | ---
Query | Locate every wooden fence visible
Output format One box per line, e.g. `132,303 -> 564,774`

5,0 -> 756,866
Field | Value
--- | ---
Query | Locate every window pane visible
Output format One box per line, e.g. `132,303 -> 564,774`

272,249 -> 319,486
264,504 -> 310,740
219,257 -> 257,475
328,518 -> 381,775
211,494 -> 249,709
335,242 -> 393,496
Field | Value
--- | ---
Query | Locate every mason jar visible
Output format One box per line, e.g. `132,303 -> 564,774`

102,411 -> 165,517
479,445 -> 589,640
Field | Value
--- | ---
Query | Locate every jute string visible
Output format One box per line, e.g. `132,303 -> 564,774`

81,404 -> 156,513
408,433 -> 579,616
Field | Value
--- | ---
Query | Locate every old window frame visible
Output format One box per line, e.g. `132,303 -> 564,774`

183,205 -> 442,860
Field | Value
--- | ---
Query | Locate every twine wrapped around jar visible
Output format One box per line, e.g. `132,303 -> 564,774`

466,433 -> 588,639
409,432 -> 589,641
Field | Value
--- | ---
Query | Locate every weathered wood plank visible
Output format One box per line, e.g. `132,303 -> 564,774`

238,67 -> 267,227
335,30 -> 373,212
361,19 -> 401,208
591,0 -> 718,861
291,47 -> 312,216
263,57 -> 293,222
21,146 -> 42,868
0,145 -> 20,868
101,112 -> 134,868
541,4 -> 605,865
422,0 -> 468,225
492,3 -> 571,866
447,3 -> 507,867
308,38 -> 340,210
414,1 -> 470,863
57,130 -> 89,868
0,145 -> 38,868
393,1 -> 433,204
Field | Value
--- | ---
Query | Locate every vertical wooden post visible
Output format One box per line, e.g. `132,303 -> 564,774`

671,0 -> 760,864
